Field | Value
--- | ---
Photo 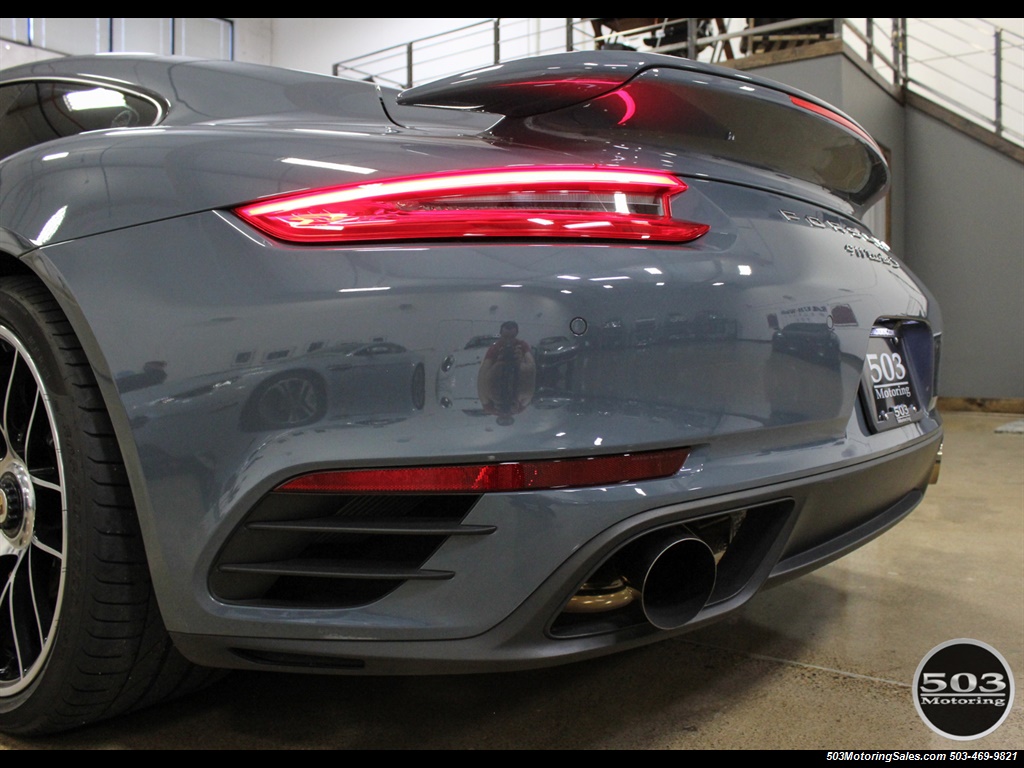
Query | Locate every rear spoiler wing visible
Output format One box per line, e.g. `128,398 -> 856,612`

398,52 -> 888,209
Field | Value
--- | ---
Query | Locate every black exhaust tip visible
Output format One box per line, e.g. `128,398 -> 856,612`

626,531 -> 717,630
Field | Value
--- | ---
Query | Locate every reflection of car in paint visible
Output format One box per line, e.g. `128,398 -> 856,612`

771,323 -> 842,366
766,323 -> 846,423
240,342 -> 425,430
120,342 -> 425,473
437,335 -> 501,408
323,342 -> 425,417
535,336 -> 581,365
534,336 -> 582,394
0,51 -> 942,734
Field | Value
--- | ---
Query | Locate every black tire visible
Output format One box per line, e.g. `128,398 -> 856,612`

0,276 -> 219,735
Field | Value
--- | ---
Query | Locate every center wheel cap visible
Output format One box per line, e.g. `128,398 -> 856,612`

0,466 -> 34,548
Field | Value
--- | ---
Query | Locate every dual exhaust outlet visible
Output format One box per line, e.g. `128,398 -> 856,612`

565,528 -> 718,631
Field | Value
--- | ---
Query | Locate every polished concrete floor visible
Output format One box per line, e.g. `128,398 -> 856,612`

2,411 -> 1021,749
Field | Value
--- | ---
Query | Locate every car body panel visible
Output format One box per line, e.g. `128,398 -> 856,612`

27,181 -> 939,644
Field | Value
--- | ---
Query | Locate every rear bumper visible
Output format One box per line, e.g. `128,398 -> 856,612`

171,426 -> 941,673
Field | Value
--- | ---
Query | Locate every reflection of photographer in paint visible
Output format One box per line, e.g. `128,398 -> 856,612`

477,321 -> 536,425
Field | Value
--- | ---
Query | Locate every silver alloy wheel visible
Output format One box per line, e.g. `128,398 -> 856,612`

0,326 -> 66,697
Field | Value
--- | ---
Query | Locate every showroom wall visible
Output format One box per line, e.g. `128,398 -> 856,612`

902,107 -> 1024,399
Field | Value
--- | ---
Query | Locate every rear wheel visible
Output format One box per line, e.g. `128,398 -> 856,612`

0,276 -> 218,734
0,318 -> 65,704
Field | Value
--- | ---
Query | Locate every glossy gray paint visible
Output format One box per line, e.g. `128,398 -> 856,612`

29,177 -> 937,642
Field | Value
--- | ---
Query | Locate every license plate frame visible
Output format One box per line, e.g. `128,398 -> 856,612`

860,329 -> 925,433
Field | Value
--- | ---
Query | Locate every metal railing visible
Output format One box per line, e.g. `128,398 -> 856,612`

332,18 -> 1023,148
844,18 -> 1023,145
331,19 -> 592,89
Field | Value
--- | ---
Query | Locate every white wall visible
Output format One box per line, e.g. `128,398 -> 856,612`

233,18 -> 272,65
269,18 -> 487,76
0,38 -> 60,68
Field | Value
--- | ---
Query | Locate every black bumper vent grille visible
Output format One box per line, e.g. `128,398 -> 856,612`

210,492 -> 488,609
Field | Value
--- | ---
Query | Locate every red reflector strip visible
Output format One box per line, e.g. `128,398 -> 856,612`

277,448 -> 690,493
789,96 -> 881,153
235,166 -> 708,245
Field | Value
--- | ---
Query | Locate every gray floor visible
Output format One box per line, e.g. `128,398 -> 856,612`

3,411 -> 1022,749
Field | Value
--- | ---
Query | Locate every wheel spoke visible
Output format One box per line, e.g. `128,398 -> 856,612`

5,616 -> 22,685
23,390 -> 38,464
0,544 -> 56,688
3,553 -> 26,684
2,352 -> 16,443
0,349 -> 41,459
31,537 -> 62,562
0,349 -> 14,448
26,548 -> 45,647
29,475 -> 61,494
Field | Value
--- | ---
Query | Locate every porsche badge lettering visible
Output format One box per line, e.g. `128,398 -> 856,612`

779,209 -> 894,260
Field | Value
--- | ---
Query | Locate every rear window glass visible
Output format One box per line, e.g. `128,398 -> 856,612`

0,80 -> 161,158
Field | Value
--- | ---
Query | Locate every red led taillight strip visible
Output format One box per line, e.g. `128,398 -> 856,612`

789,96 -> 881,153
277,448 -> 690,493
235,166 -> 708,244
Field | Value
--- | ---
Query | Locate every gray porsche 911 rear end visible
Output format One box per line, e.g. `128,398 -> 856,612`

0,53 -> 941,730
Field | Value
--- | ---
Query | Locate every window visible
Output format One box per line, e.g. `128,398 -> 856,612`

0,81 -> 162,158
1,18 -> 233,59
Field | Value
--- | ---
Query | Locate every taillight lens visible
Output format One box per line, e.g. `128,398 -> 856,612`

235,166 -> 708,244
277,447 -> 689,493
